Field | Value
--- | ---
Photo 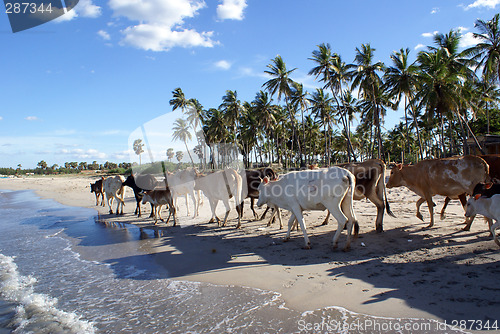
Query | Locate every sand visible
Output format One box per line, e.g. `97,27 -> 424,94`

1,174 -> 499,329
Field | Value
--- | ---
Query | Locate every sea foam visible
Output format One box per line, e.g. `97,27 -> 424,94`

0,253 -> 95,334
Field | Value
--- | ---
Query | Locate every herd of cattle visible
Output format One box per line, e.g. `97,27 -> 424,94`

89,154 -> 500,251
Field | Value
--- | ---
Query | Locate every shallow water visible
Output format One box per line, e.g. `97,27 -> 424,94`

0,190 -> 466,333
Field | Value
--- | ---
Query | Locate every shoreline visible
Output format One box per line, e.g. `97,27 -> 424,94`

1,175 -> 499,327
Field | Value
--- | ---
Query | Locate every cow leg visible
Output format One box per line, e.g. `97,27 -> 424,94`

440,197 -> 452,220
293,210 -> 310,249
260,206 -> 270,220
284,214 -> 296,242
425,195 -> 435,228
326,197 -> 349,250
416,198 -> 425,221
221,199 -> 231,227
250,198 -> 258,220
107,194 -> 114,214
276,207 -> 283,229
321,211 -> 330,226
491,220 -> 500,246
149,203 -> 155,218
235,203 -> 243,229
190,191 -> 198,218
185,194 -> 190,216
367,192 -> 385,233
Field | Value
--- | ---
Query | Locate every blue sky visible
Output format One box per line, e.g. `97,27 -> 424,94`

1,0 -> 499,168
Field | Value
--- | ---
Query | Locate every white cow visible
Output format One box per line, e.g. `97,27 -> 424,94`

256,167 -> 357,250
465,194 -> 500,247
194,168 -> 246,228
103,175 -> 126,215
167,168 -> 200,217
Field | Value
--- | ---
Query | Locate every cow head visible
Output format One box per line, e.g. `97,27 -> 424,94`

256,177 -> 271,207
465,196 -> 478,217
386,164 -> 405,188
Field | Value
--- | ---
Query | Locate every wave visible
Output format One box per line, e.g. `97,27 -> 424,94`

0,253 -> 95,334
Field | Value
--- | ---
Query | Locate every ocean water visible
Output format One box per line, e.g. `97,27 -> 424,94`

0,190 -> 466,333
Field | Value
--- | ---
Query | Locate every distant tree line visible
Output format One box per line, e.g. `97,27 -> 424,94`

0,161 -> 133,176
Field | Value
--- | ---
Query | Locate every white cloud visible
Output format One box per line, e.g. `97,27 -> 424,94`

54,0 -> 101,22
0,116 -> 3,121
77,0 -> 101,18
108,0 -> 217,51
57,148 -> 108,160
97,30 -> 111,40
25,116 -> 38,121
465,0 -> 500,9
120,25 -> 216,51
460,32 -> 478,47
422,31 -> 438,38
431,7 -> 439,14
215,60 -> 232,70
456,26 -> 469,32
217,0 -> 247,20
414,43 -> 426,50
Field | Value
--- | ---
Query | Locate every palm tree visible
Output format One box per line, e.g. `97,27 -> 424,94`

263,55 -> 302,167
384,48 -> 423,160
309,43 -> 356,161
175,151 -> 184,163
290,82 -> 309,163
133,139 -> 145,165
170,88 -> 189,112
252,90 -> 279,164
172,118 -> 195,166
350,43 -> 386,159
166,148 -> 174,162
415,30 -> 480,156
219,90 -> 242,146
308,88 -> 334,166
465,14 -> 500,82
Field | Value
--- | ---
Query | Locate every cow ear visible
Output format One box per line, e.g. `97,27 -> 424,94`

474,194 -> 481,200
485,183 -> 493,189
263,177 -> 269,184
397,164 -> 403,170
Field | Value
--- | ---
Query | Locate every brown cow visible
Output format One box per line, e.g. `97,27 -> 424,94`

90,176 -> 105,206
437,154 -> 499,222
321,159 -> 395,233
387,155 -> 489,228
244,168 -> 278,219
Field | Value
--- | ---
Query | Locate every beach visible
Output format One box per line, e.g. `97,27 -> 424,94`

1,174 -> 499,332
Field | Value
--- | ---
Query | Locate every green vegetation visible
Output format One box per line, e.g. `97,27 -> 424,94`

169,14 -> 500,167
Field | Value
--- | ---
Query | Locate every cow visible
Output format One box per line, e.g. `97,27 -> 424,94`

123,174 -> 159,217
465,193 -> 500,247
141,188 -> 176,226
103,175 -> 126,215
194,168 -> 245,228
438,154 -> 500,220
321,159 -> 395,233
386,155 -> 489,228
90,177 -> 105,207
167,168 -> 200,217
243,167 -> 278,220
256,167 -> 358,251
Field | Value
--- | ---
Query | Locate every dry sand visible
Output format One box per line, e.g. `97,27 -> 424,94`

1,174 -> 499,329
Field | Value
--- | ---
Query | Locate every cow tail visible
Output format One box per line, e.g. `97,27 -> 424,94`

345,172 -> 359,235
381,162 -> 396,218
